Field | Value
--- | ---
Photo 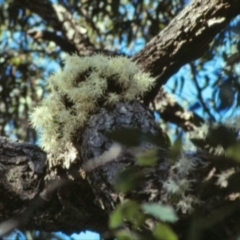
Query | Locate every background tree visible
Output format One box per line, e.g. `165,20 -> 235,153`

0,0 -> 240,239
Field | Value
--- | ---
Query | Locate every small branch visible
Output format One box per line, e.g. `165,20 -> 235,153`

153,88 -> 204,131
17,0 -> 95,54
189,63 -> 216,121
27,29 -> 77,53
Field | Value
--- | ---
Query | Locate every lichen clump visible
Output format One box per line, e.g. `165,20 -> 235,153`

31,54 -> 155,168
161,152 -> 202,214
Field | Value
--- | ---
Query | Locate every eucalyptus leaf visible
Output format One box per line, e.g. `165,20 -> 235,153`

141,203 -> 178,223
153,223 -> 178,240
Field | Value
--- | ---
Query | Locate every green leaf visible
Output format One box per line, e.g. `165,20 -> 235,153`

106,127 -> 143,147
109,206 -> 124,229
120,201 -> 144,229
137,149 -> 157,166
141,203 -> 178,223
169,137 -> 182,163
153,223 -> 178,240
114,166 -> 144,193
116,229 -> 138,240
106,127 -> 170,148
109,200 -> 144,229
226,142 -> 240,162
121,200 -> 140,218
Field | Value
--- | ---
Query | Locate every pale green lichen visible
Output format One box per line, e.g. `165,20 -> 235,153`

31,54 -> 155,169
161,152 -> 202,214
176,195 -> 201,214
216,168 -> 235,188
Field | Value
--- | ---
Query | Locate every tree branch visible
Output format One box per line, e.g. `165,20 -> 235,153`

153,88 -> 204,131
27,29 -> 77,53
132,0 -> 239,104
17,0 -> 223,130
189,62 -> 216,121
16,0 -> 96,54
0,137 -> 109,235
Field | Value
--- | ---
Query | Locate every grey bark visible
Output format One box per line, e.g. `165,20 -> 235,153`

132,0 -> 240,104
79,101 -> 170,213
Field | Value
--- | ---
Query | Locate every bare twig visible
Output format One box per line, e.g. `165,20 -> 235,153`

189,63 -> 216,121
153,88 -> 204,131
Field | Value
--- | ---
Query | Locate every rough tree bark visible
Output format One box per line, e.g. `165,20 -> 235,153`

0,0 -> 240,239
133,0 -> 239,104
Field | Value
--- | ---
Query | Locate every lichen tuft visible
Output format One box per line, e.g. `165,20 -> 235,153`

31,54 -> 155,169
